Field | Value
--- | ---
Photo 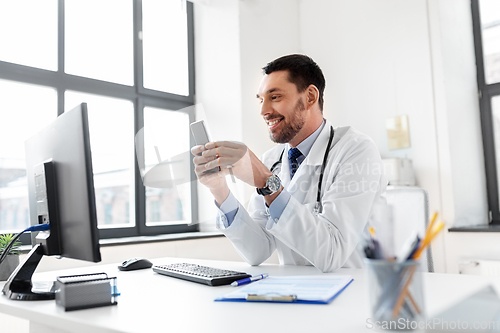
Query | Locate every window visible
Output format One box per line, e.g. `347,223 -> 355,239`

0,80 -> 57,235
143,107 -> 192,226
65,1 -> 134,85
0,0 -> 58,71
0,0 -> 197,243
142,0 -> 190,95
65,91 -> 135,229
472,0 -> 500,224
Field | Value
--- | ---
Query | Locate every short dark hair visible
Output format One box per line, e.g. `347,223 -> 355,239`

262,54 -> 326,111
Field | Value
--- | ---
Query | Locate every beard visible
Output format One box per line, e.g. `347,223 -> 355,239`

268,98 -> 306,144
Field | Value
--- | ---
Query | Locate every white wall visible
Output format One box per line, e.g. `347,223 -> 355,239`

193,0 -> 498,273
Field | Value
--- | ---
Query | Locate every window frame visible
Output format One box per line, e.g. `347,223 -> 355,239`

0,0 -> 199,243
472,0 -> 500,225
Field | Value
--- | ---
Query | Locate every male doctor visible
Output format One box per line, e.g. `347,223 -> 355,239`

192,54 -> 386,272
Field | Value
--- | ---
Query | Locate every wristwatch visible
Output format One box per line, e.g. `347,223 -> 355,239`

256,175 -> 282,196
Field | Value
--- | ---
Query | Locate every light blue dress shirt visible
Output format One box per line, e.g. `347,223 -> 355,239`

218,120 -> 326,228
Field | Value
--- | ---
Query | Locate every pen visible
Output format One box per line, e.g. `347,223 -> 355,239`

246,294 -> 297,302
364,227 -> 384,259
231,273 -> 269,286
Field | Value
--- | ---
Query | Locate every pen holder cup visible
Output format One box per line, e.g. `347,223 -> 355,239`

364,259 -> 425,330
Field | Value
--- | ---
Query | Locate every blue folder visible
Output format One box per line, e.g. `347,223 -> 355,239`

215,275 -> 353,304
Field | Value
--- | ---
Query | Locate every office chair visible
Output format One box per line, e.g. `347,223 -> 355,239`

386,186 -> 434,272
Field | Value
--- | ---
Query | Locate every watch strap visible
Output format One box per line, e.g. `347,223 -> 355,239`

256,187 -> 273,196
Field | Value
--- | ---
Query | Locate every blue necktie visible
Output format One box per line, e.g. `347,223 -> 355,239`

288,147 -> 302,179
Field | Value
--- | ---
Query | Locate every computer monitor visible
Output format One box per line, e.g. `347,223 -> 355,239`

2,103 -> 101,300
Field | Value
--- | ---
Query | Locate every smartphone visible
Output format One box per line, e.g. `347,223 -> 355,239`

190,120 -> 211,146
190,120 -> 219,173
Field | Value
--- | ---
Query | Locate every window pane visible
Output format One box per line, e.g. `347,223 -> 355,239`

65,1 -> 134,85
0,0 -> 57,70
144,107 -> 191,226
479,0 -> 500,84
0,80 -> 57,233
65,92 -> 135,228
142,0 -> 189,96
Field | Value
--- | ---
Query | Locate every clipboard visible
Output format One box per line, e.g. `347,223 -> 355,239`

215,275 -> 353,304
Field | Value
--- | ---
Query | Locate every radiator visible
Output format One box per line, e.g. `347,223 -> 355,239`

458,260 -> 500,277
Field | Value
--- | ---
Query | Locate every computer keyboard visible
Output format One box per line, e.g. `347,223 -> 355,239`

152,263 -> 251,286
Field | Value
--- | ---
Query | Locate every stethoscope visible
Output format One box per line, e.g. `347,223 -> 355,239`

269,126 -> 335,215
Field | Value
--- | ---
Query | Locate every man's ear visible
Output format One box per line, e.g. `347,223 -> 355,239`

306,85 -> 319,108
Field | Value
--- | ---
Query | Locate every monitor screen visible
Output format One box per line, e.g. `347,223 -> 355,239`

25,103 -> 100,262
2,103 -> 101,300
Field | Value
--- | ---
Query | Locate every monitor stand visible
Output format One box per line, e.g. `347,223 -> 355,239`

2,243 -> 55,300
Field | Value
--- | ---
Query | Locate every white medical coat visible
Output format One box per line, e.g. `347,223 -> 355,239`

216,121 -> 387,272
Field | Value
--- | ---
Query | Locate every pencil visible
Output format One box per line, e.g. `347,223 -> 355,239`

392,219 -> 445,318
392,265 -> 417,318
413,221 -> 444,260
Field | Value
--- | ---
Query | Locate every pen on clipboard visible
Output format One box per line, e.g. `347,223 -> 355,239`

246,294 -> 297,302
231,273 -> 269,287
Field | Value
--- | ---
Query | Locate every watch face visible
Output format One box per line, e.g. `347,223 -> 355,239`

266,175 -> 281,192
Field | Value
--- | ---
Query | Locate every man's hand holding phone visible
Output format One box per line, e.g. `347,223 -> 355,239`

199,141 -> 271,189
190,120 -> 230,204
190,121 -> 271,204
190,120 -> 220,174
191,143 -> 224,175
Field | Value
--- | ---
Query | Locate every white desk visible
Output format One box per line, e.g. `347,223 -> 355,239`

1,257 -> 499,333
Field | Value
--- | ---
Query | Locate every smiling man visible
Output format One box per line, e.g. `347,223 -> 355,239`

191,54 -> 386,272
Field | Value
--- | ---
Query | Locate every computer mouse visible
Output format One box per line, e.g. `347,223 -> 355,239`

118,258 -> 153,271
